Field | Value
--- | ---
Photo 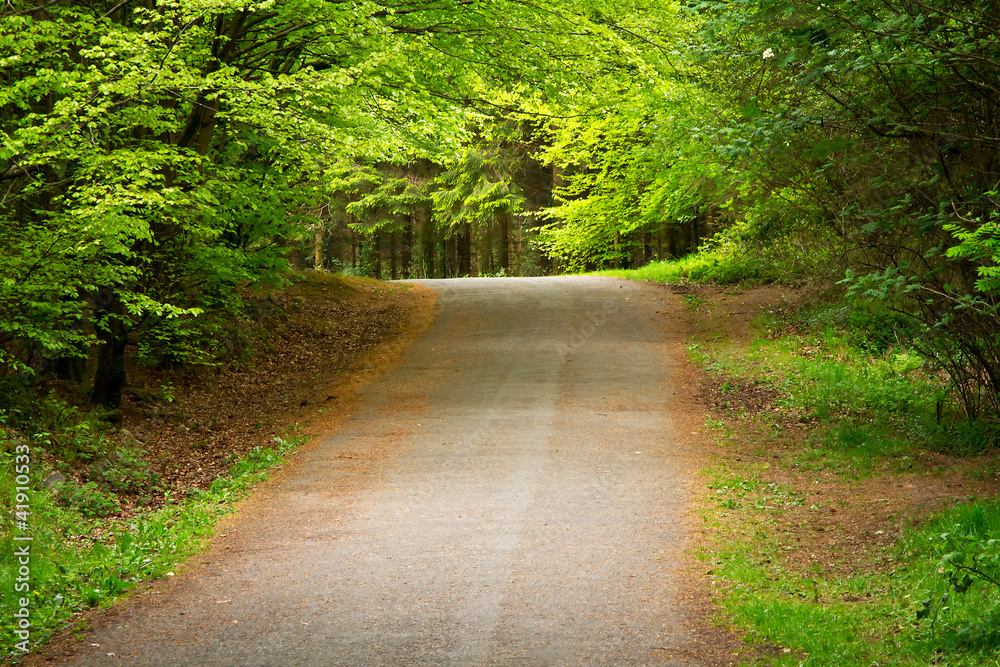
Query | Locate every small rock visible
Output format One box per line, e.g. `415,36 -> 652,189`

43,471 -> 66,489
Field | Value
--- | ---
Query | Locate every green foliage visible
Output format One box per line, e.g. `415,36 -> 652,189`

696,0 -> 1000,421
432,147 -> 525,232
342,165 -> 429,237
537,70 -> 728,270
532,0 -> 1000,423
804,423 -> 914,475
842,266 -> 1000,420
748,296 -> 1000,452
594,249 -> 769,284
87,446 -> 158,496
685,288 -> 1000,471
705,476 -> 1000,665
52,481 -> 120,518
2,0 -> 663,388
908,501 -> 1000,656
794,300 -> 923,356
945,205 -> 1000,295
0,390 -> 158,524
772,347 -> 935,421
4,0 -> 997,417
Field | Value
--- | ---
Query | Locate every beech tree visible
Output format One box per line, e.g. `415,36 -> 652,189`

0,0 -> 649,403
688,0 -> 1000,417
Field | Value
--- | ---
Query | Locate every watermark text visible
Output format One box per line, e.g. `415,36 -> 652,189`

12,441 -> 32,654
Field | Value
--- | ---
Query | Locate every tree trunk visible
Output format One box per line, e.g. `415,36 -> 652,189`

324,229 -> 337,271
372,231 -> 382,280
53,355 -> 87,383
314,226 -> 324,270
515,221 -> 522,276
499,213 -> 511,271
287,242 -> 303,270
457,225 -> 471,276
420,206 -> 435,278
389,230 -> 397,280
90,287 -> 128,408
446,235 -> 457,277
402,213 -> 414,278
482,225 -> 493,275
535,215 -> 552,275
470,225 -> 479,277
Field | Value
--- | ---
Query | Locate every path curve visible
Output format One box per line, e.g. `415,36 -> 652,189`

51,276 -> 718,666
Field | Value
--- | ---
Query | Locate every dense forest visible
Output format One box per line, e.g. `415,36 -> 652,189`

1,0 -> 998,422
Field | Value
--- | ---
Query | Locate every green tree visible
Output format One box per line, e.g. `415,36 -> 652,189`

1,0 -> 653,402
690,0 -> 1000,417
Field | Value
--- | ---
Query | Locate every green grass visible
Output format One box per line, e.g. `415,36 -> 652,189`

0,431 -> 304,661
667,286 -> 1000,664
692,301 -> 980,478
704,491 -> 1000,666
591,251 -> 771,284
794,422 -> 917,476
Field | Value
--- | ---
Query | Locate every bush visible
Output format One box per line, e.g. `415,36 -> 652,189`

795,299 -> 924,356
908,500 -> 1000,655
87,445 -> 158,495
54,481 -> 120,517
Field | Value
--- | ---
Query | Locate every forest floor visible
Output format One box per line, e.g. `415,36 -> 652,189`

81,273 -> 438,519
673,283 -> 1000,652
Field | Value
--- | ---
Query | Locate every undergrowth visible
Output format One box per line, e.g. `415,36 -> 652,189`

592,251 -> 772,285
695,296 -> 997,471
704,480 -> 1000,666
680,286 -> 1000,665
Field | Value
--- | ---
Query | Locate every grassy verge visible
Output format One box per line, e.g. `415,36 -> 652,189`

692,304 -> 1000,666
696,295 -> 1000,665
703,467 -> 1000,666
592,251 -> 772,284
594,243 -> 780,285
615,255 -> 1000,665
0,428 -> 304,663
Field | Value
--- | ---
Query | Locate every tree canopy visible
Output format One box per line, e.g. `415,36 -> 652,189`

0,0 -> 658,401
3,0 -> 999,418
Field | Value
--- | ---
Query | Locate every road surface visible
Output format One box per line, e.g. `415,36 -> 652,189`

57,276 -> 718,666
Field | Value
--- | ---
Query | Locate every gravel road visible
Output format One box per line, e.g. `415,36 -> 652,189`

58,276 -> 718,666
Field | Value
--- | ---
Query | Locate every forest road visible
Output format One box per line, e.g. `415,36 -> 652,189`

56,276 -> 721,666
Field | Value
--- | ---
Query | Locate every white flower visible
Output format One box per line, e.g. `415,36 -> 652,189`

762,48 -> 775,59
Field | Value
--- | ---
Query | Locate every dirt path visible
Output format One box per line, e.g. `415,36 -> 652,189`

39,276 -> 733,666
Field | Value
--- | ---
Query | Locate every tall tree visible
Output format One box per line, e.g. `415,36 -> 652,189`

1,0 -> 652,401
691,0 -> 1000,417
